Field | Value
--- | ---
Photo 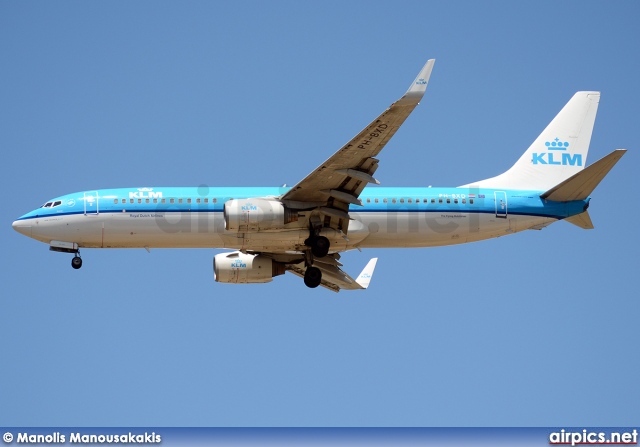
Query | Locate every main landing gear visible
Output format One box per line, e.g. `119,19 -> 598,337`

303,232 -> 330,288
305,235 -> 330,258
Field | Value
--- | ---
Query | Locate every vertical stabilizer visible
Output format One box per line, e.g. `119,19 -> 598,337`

461,92 -> 600,191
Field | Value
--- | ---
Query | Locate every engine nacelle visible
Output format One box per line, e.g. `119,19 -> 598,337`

213,251 -> 285,284
224,198 -> 298,232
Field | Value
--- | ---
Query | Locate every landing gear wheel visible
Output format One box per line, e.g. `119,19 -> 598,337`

304,266 -> 322,288
309,236 -> 330,258
71,256 -> 83,270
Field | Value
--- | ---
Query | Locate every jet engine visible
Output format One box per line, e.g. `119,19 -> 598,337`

213,251 -> 286,284
224,198 -> 298,232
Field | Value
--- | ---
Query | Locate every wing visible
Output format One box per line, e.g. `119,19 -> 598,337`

288,255 -> 379,293
281,59 -> 435,233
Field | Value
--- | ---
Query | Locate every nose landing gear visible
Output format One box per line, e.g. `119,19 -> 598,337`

49,241 -> 83,270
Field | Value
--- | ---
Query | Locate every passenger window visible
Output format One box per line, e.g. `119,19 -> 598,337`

170,198 -> 175,204
366,198 -> 371,203
138,199 -> 142,204
400,198 -> 405,204
383,198 -> 388,204
130,199 -> 134,204
375,198 -> 379,203
178,199 -> 183,204
438,198 -> 443,204
392,198 -> 397,204
113,199 -> 118,204
196,198 -> 201,204
408,198 -> 412,204
431,199 -> 435,204
145,199 -> 150,204
462,199 -> 466,204
122,199 -> 126,204
153,198 -> 158,204
454,199 -> 458,204
162,199 -> 166,204
446,198 -> 450,203
187,198 -> 192,204
470,199 -> 474,204
213,198 -> 217,204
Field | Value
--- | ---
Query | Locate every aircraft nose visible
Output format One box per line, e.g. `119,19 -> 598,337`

12,220 -> 32,237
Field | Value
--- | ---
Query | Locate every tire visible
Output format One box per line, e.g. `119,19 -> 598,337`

310,236 -> 330,258
71,257 -> 83,269
304,266 -> 322,288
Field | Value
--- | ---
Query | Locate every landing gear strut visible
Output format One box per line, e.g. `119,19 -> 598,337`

71,253 -> 83,270
302,225 -> 330,288
49,241 -> 83,269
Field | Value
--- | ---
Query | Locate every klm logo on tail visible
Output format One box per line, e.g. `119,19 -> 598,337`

532,138 -> 583,166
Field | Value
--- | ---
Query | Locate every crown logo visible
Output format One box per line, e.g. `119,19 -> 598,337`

545,138 -> 569,151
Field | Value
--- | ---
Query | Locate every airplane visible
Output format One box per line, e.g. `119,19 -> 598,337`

12,59 -> 626,292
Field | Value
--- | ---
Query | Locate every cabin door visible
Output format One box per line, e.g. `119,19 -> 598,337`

84,191 -> 100,215
494,191 -> 507,218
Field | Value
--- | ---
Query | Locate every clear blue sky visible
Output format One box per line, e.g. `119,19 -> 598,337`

1,1 -> 638,427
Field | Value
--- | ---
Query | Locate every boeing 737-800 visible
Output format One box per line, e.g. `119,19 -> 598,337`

12,60 -> 626,291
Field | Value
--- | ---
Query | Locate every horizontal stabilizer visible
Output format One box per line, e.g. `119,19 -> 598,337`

565,211 -> 594,230
541,149 -> 626,202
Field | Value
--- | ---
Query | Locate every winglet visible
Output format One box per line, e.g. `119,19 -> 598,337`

398,59 -> 435,105
355,258 -> 378,289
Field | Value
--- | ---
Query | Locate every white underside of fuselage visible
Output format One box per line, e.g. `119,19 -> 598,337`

21,211 -> 558,252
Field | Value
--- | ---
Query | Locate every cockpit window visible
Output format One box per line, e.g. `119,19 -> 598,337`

41,201 -> 62,208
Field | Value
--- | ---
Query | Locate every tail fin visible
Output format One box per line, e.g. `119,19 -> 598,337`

462,92 -> 600,191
